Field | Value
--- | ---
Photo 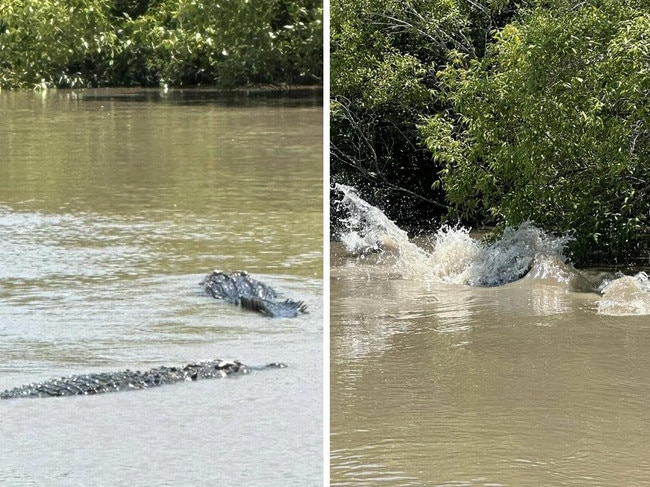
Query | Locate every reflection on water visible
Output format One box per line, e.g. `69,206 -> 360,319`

331,188 -> 650,486
0,88 -> 322,486
1,88 -> 322,277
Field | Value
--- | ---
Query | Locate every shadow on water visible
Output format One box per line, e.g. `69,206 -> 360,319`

76,86 -> 323,107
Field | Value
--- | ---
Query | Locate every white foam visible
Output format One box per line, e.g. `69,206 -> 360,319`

335,184 -> 429,277
598,272 -> 650,316
334,185 -> 574,287
335,185 -> 650,313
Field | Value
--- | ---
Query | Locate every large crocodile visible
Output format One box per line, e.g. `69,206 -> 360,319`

201,270 -> 308,318
0,360 -> 286,399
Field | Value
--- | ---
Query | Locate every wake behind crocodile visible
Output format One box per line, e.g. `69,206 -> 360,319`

334,184 -> 650,315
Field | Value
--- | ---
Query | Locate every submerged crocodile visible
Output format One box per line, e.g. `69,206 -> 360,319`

0,360 -> 286,399
201,270 -> 308,318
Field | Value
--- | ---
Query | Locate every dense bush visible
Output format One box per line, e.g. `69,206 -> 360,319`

0,0 -> 118,88
421,0 -> 650,264
0,0 -> 322,89
332,0 -> 650,265
330,0 -> 521,228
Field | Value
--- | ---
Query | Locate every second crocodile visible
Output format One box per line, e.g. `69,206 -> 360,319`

201,270 -> 308,318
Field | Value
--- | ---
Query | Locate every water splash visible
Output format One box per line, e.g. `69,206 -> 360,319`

598,272 -> 650,316
334,184 -> 429,277
335,184 -> 410,253
428,223 -> 576,287
334,184 -> 575,287
334,184 -> 650,314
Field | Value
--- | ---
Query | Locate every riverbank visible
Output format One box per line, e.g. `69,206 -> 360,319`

0,0 -> 323,90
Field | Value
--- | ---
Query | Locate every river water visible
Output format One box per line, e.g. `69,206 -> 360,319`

0,88 -> 323,486
331,185 -> 650,486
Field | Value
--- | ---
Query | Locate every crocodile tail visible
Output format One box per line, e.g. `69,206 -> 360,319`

238,297 -> 308,318
284,299 -> 308,315
239,297 -> 275,317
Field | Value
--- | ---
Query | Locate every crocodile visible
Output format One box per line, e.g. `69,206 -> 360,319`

201,270 -> 308,318
0,360 -> 286,399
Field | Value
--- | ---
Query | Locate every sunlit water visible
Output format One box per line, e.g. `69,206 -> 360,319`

331,185 -> 650,486
0,88 -> 322,486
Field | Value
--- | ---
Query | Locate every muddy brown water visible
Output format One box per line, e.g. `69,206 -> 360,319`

0,88 -> 323,486
331,242 -> 650,487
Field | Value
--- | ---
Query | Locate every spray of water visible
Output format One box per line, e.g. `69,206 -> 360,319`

598,271 -> 650,315
334,185 -> 650,314
335,184 -> 576,287
334,184 -> 429,277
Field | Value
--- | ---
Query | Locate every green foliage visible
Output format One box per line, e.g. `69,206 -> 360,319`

0,0 -> 322,89
421,0 -> 650,264
331,0 -> 523,226
0,0 -> 118,88
123,0 -> 322,87
333,0 -> 649,263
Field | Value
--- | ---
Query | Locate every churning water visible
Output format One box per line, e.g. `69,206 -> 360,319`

334,183 -> 649,315
331,185 -> 650,486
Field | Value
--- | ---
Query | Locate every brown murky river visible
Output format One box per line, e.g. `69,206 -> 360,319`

0,88 -> 322,486
330,185 -> 650,486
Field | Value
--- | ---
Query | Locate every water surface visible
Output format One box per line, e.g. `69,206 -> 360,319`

0,88 -> 322,486
330,187 -> 650,487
